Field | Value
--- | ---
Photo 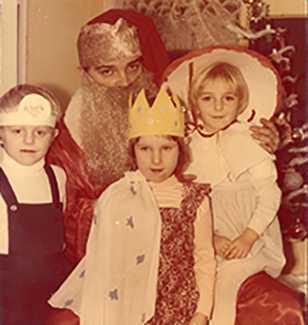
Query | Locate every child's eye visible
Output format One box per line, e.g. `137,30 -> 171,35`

12,129 -> 22,134
36,130 -> 46,136
140,146 -> 150,151
162,146 -> 172,151
224,95 -> 236,101
201,96 -> 212,102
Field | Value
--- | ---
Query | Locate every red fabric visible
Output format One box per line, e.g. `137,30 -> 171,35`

46,120 -> 108,263
146,183 -> 210,324
87,9 -> 170,85
45,272 -> 304,325
235,272 -> 305,325
44,307 -> 79,325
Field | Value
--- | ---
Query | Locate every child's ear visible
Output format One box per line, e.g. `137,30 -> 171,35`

53,128 -> 59,140
195,108 -> 200,117
77,66 -> 86,79
184,136 -> 190,145
0,128 -> 3,145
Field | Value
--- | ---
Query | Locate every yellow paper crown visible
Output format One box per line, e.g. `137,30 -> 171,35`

128,88 -> 184,139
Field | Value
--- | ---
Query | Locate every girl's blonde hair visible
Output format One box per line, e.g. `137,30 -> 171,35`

128,135 -> 189,180
0,84 -> 62,122
189,62 -> 249,117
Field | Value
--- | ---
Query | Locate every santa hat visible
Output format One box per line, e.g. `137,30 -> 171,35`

86,9 -> 170,85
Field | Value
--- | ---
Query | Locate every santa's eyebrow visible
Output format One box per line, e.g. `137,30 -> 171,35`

94,64 -> 116,70
94,57 -> 143,71
127,57 -> 143,65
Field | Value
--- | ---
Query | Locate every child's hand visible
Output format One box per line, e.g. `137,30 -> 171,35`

189,313 -> 208,325
225,228 -> 259,259
214,234 -> 231,258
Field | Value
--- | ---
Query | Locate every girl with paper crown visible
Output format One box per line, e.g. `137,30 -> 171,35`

49,87 -> 216,325
0,84 -> 72,324
162,45 -> 287,325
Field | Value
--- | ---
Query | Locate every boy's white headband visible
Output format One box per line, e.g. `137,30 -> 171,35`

0,94 -> 57,127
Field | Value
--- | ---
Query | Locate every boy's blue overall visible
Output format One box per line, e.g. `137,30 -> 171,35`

0,165 -> 71,325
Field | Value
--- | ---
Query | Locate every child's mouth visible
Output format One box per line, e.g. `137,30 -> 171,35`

151,169 -> 163,175
20,149 -> 36,153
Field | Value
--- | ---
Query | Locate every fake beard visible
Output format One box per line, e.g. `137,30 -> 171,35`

79,70 -> 157,184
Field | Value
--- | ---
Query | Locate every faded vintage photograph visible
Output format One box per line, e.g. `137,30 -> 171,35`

0,1 -> 307,324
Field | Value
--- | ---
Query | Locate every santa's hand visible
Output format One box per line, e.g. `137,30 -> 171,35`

214,234 -> 231,258
249,118 -> 280,154
225,228 -> 259,259
182,174 -> 197,182
189,313 -> 208,325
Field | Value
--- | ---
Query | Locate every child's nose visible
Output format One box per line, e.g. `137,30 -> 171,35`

213,99 -> 223,111
24,131 -> 35,144
152,150 -> 162,164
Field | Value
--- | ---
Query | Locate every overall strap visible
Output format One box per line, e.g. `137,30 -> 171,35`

0,167 -> 18,207
43,164 -> 60,207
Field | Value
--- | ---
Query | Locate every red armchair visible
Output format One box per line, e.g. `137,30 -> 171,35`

45,272 -> 304,325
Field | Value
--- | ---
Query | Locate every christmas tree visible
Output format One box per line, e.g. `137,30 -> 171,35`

242,0 -> 307,243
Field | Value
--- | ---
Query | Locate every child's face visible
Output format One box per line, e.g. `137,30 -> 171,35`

134,135 -> 179,183
196,77 -> 240,133
0,125 -> 58,166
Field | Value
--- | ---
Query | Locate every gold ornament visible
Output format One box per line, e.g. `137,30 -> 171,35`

244,0 -> 269,23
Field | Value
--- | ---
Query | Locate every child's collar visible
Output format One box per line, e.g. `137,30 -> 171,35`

0,148 -> 45,174
186,119 -> 239,138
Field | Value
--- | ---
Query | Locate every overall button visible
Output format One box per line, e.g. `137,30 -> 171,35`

10,205 -> 18,211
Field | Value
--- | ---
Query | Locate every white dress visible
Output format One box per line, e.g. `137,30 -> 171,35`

185,122 -> 286,325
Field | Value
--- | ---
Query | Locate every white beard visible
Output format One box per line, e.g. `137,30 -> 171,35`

78,70 -> 157,184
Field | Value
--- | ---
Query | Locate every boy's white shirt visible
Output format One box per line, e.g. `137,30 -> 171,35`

49,170 -> 216,324
0,147 -> 66,254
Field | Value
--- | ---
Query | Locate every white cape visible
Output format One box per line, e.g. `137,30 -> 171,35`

49,170 -> 161,325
